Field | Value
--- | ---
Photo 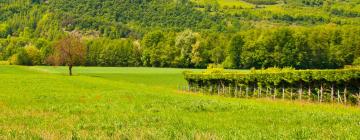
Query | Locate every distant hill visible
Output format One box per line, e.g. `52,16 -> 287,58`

0,0 -> 359,69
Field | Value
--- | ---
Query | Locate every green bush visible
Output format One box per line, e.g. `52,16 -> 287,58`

0,61 -> 9,65
353,57 -> 360,66
9,49 -> 32,65
25,44 -> 41,65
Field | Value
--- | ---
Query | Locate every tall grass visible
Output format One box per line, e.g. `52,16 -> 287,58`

0,66 -> 359,139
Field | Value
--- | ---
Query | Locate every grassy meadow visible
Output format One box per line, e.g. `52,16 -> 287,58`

0,66 -> 360,139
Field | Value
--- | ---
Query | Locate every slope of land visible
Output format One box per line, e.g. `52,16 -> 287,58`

0,66 -> 359,139
1,0 -> 360,69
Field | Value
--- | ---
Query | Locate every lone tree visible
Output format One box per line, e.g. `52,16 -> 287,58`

48,34 -> 86,76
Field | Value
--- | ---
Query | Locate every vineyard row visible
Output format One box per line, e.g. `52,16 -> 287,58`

183,68 -> 360,105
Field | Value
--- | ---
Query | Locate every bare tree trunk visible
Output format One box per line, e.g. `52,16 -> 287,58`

69,65 -> 73,76
222,81 -> 225,94
282,85 -> 285,100
337,89 -> 342,103
317,86 -> 320,102
253,84 -> 256,96
240,86 -> 242,97
229,85 -> 231,96
274,87 -> 277,99
259,87 -> 262,98
235,85 -> 238,98
344,86 -> 347,104
299,83 -> 303,100
308,85 -> 311,101
331,84 -> 334,102
320,84 -> 323,103
246,86 -> 249,98
188,84 -> 191,92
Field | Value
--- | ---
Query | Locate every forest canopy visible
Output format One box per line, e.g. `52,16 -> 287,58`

0,0 -> 360,69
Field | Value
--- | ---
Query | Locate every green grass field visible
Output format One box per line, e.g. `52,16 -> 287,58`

0,66 -> 360,139
194,0 -> 255,9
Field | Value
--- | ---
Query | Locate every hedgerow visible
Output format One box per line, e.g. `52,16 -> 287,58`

183,68 -> 360,104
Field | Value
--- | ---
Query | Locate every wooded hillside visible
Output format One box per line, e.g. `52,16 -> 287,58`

1,0 -> 360,69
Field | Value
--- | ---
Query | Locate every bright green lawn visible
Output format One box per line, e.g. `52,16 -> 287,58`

0,66 -> 360,139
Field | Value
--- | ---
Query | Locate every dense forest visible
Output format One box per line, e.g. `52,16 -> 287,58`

0,0 -> 360,69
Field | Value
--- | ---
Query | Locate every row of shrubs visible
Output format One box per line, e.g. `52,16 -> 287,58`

183,67 -> 360,104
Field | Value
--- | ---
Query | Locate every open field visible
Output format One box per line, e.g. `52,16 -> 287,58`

193,0 -> 255,9
0,66 -> 360,139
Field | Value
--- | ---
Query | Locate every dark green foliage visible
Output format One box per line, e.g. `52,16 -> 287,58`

0,24 -> 11,38
330,3 -> 360,17
223,34 -> 244,69
302,0 -> 323,6
10,48 -> 32,65
0,0 -> 360,69
48,0 -> 219,35
86,38 -> 140,67
175,30 -> 197,68
353,58 -> 360,66
239,26 -> 360,69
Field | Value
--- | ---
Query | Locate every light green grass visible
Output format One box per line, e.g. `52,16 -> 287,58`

192,0 -> 254,9
218,0 -> 254,9
0,61 -> 9,65
0,65 -> 360,139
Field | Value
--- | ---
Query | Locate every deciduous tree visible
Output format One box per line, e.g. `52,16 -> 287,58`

48,34 -> 86,76
223,34 -> 244,69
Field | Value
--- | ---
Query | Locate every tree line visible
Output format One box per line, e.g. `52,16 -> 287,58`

1,25 -> 359,69
1,0 -> 360,69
